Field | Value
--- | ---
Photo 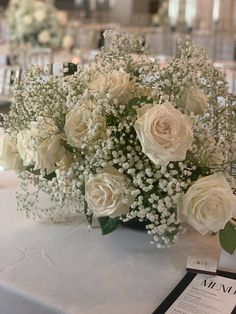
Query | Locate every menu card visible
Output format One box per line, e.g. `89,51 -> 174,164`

153,273 -> 236,314
165,274 -> 235,313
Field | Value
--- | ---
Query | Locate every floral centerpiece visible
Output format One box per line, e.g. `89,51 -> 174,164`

0,31 -> 236,253
6,0 -> 71,48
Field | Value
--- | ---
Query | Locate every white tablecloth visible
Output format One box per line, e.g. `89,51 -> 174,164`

0,171 -> 221,314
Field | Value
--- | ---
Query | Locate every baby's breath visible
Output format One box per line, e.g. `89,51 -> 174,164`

2,31 -> 236,249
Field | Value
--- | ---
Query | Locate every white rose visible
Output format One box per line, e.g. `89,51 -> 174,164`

22,15 -> 33,26
32,117 -> 59,139
57,153 -> 73,171
38,30 -> 50,44
34,134 -> 65,174
62,35 -> 74,49
17,117 -> 62,171
34,9 -> 47,22
180,87 -> 208,115
64,103 -> 106,149
134,102 -> 193,166
89,70 -> 132,100
17,129 -> 36,166
85,167 -> 133,218
0,134 -> 23,172
56,11 -> 68,26
178,173 -> 236,234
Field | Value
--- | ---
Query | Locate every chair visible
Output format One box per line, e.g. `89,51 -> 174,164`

214,62 -> 236,93
191,31 -> 214,60
19,47 -> 53,71
213,33 -> 235,61
0,65 -> 21,111
145,29 -> 176,57
45,62 -> 78,75
75,28 -> 101,50
0,17 -> 10,45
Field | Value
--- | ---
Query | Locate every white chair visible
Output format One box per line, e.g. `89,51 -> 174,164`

145,30 -> 176,57
19,47 -> 53,71
214,62 -> 236,93
191,31 -> 214,60
225,64 -> 236,93
0,65 -> 21,105
213,34 -> 235,61
75,28 -> 101,50
0,17 -> 10,45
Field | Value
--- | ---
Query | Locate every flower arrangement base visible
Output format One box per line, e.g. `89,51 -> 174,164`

120,218 -> 147,231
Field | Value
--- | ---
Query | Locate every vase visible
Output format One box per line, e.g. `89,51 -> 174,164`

120,218 -> 148,231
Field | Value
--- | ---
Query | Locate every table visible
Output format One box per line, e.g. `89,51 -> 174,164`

0,170 -> 221,314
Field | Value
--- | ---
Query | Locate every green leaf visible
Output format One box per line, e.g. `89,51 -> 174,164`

44,171 -> 56,181
219,222 -> 236,255
98,217 -> 120,235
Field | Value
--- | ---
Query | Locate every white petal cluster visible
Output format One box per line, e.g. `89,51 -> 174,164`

85,166 -> 134,218
0,134 -> 23,172
6,0 -> 68,48
134,102 -> 193,166
89,70 -> 134,101
17,117 -> 65,174
2,33 -> 236,250
64,102 -> 106,149
179,173 -> 236,234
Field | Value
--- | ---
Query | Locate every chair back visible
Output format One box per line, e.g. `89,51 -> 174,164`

20,47 -> 53,70
0,65 -> 20,103
214,62 -> 236,93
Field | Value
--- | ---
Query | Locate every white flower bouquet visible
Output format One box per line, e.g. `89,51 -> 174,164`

1,31 -> 236,253
6,0 -> 69,48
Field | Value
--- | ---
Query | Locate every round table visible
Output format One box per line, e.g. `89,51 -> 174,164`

0,170 -> 220,314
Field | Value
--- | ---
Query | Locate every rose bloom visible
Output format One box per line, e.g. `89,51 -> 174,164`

64,103 -> 106,149
56,11 -> 68,26
57,152 -> 73,171
38,30 -> 50,44
22,15 -> 33,26
134,102 -> 193,166
178,173 -> 236,234
85,167 -> 133,218
34,134 -> 65,174
17,129 -> 36,166
180,87 -> 208,115
89,70 -> 132,100
17,117 -> 62,172
33,117 -> 59,139
34,9 -> 47,23
62,35 -> 74,49
0,134 -> 23,172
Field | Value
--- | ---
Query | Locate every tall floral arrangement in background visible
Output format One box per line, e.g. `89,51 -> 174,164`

1,31 -> 236,253
6,0 -> 70,48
